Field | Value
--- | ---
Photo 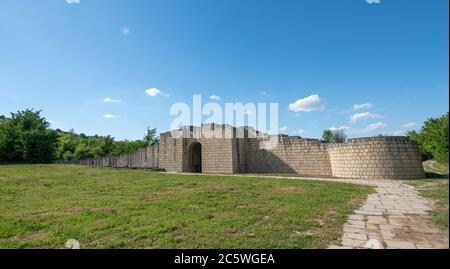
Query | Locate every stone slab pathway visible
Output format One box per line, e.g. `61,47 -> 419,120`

328,180 -> 449,249
165,172 -> 449,249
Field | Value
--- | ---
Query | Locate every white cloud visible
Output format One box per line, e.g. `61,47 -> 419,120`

145,88 -> 168,97
103,97 -> 122,103
121,27 -> 129,35
356,122 -> 386,134
349,112 -> 383,123
279,126 -> 288,131
260,91 -> 268,95
329,126 -> 350,132
209,94 -> 221,100
392,130 -> 406,136
103,114 -> 116,119
291,129 -> 305,134
353,103 -> 373,110
288,94 -> 326,112
401,122 -> 418,129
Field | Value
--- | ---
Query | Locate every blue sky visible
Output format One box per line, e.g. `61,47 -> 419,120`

0,0 -> 448,140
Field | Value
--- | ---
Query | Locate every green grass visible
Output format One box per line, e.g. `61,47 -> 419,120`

407,161 -> 449,228
404,179 -> 449,228
0,164 -> 372,249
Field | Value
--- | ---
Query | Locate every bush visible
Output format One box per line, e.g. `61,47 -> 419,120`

0,109 -> 57,163
322,129 -> 347,143
408,112 -> 448,163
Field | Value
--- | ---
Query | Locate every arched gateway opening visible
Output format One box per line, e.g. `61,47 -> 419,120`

190,142 -> 202,173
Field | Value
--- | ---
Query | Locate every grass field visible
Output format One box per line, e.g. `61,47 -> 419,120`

0,164 -> 372,249
404,179 -> 449,228
404,160 -> 449,228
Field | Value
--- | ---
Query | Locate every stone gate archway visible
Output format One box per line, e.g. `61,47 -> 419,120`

189,142 -> 202,173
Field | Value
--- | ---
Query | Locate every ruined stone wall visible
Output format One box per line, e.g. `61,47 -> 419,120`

76,125 -> 425,180
238,135 -> 333,176
158,132 -> 183,172
110,156 -> 117,167
146,144 -> 160,169
101,156 -> 111,167
328,137 -> 425,179
128,148 -> 147,168
178,124 -> 238,173
116,154 -> 129,168
201,138 -> 236,173
201,124 -> 237,173
128,152 -> 137,168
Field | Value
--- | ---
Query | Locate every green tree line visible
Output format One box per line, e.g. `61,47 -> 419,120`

1,109 -> 448,164
0,109 -> 159,163
408,112 -> 448,163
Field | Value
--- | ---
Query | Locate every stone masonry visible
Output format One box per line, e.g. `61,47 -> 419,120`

79,123 -> 425,180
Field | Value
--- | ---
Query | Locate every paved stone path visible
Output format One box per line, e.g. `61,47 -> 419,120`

166,172 -> 449,249
328,180 -> 449,249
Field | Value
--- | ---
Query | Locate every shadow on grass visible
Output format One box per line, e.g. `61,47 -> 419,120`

0,162 -> 47,166
425,172 -> 449,179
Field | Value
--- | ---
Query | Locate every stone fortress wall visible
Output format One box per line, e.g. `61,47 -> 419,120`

79,124 -> 425,180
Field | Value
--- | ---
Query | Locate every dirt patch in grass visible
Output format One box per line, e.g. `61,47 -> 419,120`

389,214 -> 449,248
167,187 -> 197,193
348,197 -> 364,207
277,186 -> 305,193
12,231 -> 47,242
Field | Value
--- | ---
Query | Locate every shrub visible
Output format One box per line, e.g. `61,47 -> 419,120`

408,112 -> 448,163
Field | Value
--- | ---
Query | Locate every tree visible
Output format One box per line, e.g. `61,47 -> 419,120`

0,109 -> 57,163
89,135 -> 114,157
111,140 -> 147,156
143,127 -> 159,146
322,129 -> 347,143
0,109 -> 161,162
322,129 -> 333,142
54,129 -> 78,160
73,142 -> 91,160
53,128 -> 153,160
0,116 -> 18,162
408,112 -> 448,163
